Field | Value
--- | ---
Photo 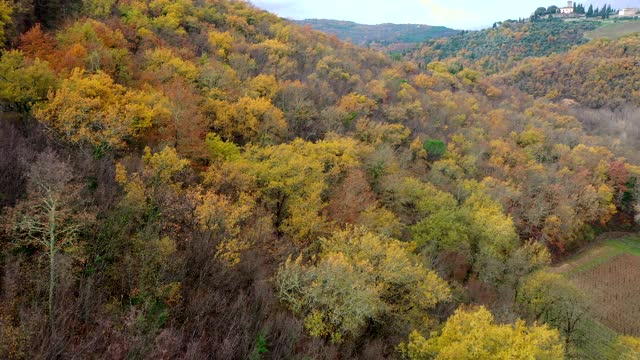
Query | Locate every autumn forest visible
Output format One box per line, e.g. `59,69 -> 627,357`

0,0 -> 639,359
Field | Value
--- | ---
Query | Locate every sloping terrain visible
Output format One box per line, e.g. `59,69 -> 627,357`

501,33 -> 640,109
409,19 -> 600,73
585,20 -> 640,40
294,19 -> 459,45
552,235 -> 640,357
0,1 -> 639,359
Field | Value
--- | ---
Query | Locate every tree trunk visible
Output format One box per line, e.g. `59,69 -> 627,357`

48,200 -> 57,339
49,248 -> 56,339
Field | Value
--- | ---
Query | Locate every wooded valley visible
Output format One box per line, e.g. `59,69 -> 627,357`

0,0 -> 639,358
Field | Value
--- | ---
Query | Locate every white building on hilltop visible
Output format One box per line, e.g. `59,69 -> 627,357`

560,1 -> 575,14
619,8 -> 639,16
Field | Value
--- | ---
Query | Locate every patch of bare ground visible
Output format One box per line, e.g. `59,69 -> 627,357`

572,254 -> 640,336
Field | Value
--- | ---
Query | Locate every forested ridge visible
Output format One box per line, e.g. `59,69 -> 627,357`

500,33 -> 640,109
408,19 -> 600,73
0,0 -> 639,359
293,19 -> 459,47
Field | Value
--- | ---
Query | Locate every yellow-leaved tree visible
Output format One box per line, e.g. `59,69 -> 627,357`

149,0 -> 195,37
194,191 -> 255,266
0,0 -> 11,47
0,50 -> 58,114
114,146 -> 191,325
82,0 -> 116,18
401,306 -> 565,360
207,137 -> 363,243
143,47 -> 199,83
276,226 -> 451,343
611,336 -> 640,359
35,69 -> 170,150
207,96 -> 288,145
246,74 -> 278,100
208,29 -> 234,60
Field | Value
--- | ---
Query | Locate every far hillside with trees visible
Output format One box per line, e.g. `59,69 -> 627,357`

409,19 -> 599,73
294,19 -> 459,47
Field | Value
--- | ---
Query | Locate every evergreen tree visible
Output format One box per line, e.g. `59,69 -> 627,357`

587,5 -> 594,17
534,7 -> 547,18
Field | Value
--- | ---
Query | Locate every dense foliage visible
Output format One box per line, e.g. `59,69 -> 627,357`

0,0 -> 639,359
501,33 -> 640,109
294,19 -> 459,46
400,306 -> 565,359
409,19 -> 599,73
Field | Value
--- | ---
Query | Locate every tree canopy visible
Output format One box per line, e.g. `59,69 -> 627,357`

0,0 -> 639,358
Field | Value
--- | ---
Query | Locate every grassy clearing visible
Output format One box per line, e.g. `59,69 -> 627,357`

572,317 -> 618,360
585,20 -> 640,40
553,235 -> 640,276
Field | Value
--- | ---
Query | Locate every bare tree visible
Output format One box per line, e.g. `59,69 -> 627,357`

8,150 -> 90,338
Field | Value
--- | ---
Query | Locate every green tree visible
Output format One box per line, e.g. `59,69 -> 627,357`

205,132 -> 241,162
503,241 -> 551,301
534,7 -> 547,17
410,180 -> 519,285
423,139 -> 447,161
518,271 -> 588,350
82,0 -> 116,18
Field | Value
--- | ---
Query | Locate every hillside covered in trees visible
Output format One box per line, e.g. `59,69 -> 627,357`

0,0 -> 639,359
408,19 -> 600,73
293,19 -> 459,47
501,33 -> 640,109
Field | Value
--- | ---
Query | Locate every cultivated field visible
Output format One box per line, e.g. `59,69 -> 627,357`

585,20 -> 640,40
554,235 -> 640,336
573,254 -> 640,336
552,235 -> 640,358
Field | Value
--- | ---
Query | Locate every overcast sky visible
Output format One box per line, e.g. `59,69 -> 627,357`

249,0 -> 640,29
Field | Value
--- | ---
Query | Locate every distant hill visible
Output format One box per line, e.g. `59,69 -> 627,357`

408,19 -> 600,73
501,32 -> 640,109
4,1 -> 640,359
293,19 -> 459,46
